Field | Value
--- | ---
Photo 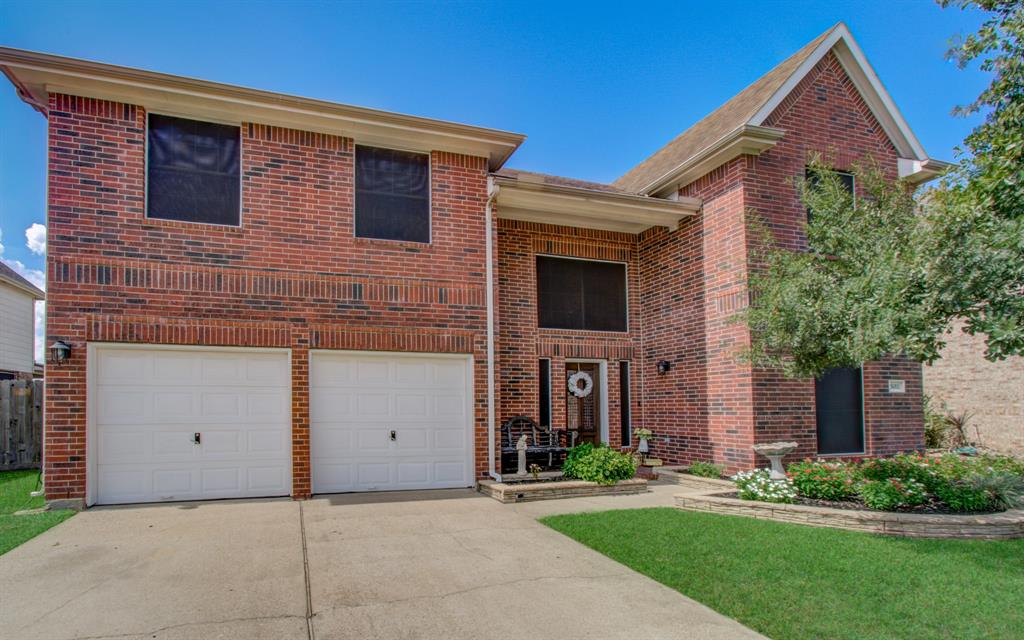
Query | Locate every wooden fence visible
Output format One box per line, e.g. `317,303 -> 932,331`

1,379 -> 43,470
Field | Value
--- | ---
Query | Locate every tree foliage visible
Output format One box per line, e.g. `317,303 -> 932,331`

742,2 -> 1024,378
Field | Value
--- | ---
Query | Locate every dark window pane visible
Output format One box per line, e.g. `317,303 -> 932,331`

355,145 -> 430,242
805,168 -> 854,223
538,359 -> 551,427
536,256 -> 627,331
619,361 -> 631,446
815,367 -> 864,454
147,114 -> 240,225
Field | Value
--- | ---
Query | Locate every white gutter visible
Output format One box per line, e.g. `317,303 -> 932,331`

486,177 -> 501,481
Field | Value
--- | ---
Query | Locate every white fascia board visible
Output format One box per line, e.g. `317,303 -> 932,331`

899,157 -> 954,184
749,24 -> 928,162
643,124 -> 785,196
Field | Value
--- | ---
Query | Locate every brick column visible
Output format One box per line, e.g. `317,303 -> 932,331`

291,333 -> 311,499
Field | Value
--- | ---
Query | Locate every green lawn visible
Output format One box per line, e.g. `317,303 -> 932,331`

0,470 -> 74,556
542,508 -> 1024,640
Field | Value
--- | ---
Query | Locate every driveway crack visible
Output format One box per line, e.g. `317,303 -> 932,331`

299,501 -> 315,640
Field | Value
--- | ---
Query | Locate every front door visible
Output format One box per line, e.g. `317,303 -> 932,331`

566,362 -> 601,446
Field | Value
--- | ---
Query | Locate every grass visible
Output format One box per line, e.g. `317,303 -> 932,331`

541,508 -> 1024,640
0,470 -> 74,556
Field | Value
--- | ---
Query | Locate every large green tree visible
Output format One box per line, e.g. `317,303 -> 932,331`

743,1 -> 1024,378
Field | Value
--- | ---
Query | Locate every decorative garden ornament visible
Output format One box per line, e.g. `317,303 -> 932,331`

567,371 -> 594,398
516,435 -> 528,475
753,441 -> 798,480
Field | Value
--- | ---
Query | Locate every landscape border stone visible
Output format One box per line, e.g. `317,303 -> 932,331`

477,478 -> 648,503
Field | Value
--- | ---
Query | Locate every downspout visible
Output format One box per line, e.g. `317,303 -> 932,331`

486,177 -> 501,481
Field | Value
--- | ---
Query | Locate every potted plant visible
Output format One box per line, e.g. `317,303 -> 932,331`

633,428 -> 654,455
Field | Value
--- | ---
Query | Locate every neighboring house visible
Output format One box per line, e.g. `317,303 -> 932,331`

0,23 -> 946,508
924,322 -> 1024,454
0,262 -> 44,379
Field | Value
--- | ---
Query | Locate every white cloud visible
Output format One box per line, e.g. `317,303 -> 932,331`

25,223 -> 46,255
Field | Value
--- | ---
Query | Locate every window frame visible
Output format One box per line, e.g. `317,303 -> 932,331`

353,144 -> 432,244
144,111 -> 244,228
535,254 -> 630,333
814,366 -> 866,455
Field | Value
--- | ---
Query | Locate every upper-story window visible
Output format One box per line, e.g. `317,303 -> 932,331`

536,256 -> 627,332
147,114 -> 241,226
805,167 -> 854,223
355,145 -> 430,243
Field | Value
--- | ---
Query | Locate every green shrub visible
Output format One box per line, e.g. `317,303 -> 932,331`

858,478 -> 928,510
732,469 -> 797,503
787,459 -> 858,501
562,445 -> 637,485
858,455 -> 934,485
932,479 -> 995,512
686,461 -> 724,479
967,473 -> 1024,510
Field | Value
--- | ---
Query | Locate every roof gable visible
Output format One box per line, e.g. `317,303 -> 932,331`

615,23 -> 933,195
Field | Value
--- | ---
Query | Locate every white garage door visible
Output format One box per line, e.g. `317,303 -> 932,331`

310,352 -> 474,493
90,346 -> 291,505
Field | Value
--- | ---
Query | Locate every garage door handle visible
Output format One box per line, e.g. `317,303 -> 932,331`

390,430 -> 396,442
193,432 -> 201,445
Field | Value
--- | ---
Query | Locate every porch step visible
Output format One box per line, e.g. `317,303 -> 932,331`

477,478 -> 648,503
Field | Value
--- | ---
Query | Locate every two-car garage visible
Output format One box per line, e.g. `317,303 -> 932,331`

88,345 -> 475,506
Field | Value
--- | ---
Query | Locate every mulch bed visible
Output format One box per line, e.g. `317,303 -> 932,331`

718,492 -> 1003,515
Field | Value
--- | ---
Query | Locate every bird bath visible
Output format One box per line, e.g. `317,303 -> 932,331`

753,441 -> 798,480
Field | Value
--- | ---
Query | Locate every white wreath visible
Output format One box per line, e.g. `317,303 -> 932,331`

567,371 -> 594,398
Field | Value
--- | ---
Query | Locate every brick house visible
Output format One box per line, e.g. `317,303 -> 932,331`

0,23 -> 946,508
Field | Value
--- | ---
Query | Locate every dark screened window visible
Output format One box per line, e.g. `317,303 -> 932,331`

147,114 -> 240,225
355,145 -> 430,243
805,168 -> 854,223
619,361 -> 631,446
536,256 -> 627,332
815,367 -> 864,454
538,359 -> 552,427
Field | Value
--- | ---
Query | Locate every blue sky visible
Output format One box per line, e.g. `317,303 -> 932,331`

0,1 -> 989,358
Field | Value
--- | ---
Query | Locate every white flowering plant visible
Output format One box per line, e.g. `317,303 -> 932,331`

732,469 -> 797,504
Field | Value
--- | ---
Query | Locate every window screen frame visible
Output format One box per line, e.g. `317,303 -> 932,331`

814,366 -> 866,455
538,358 -> 552,428
535,254 -> 629,332
619,360 -> 631,447
144,111 -> 243,228
353,144 -> 432,244
805,167 -> 855,224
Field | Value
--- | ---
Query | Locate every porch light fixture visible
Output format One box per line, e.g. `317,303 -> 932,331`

656,360 -> 672,374
49,340 -> 72,365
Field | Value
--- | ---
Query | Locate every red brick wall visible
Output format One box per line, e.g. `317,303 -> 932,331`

495,219 -> 642,463
44,94 -> 492,502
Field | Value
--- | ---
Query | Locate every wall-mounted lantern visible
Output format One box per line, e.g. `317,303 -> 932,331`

49,340 -> 72,365
656,360 -> 672,374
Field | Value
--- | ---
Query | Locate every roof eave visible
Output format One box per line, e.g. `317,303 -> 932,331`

641,124 -> 785,196
0,47 -> 526,170
0,274 -> 45,300
493,175 -> 700,234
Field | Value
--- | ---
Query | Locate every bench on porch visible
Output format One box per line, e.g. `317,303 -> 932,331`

500,415 -> 577,473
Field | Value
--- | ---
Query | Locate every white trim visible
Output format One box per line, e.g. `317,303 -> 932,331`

535,253 -> 630,334
86,342 -> 293,507
144,111 -> 244,229
749,24 -> 927,161
0,47 -> 525,169
307,349 -> 475,493
352,144 -> 432,244
485,177 -> 498,480
565,359 -> 610,445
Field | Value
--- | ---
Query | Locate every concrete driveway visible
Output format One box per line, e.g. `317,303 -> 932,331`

0,484 -> 763,640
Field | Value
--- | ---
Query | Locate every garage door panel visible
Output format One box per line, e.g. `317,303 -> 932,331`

310,352 -> 472,494
92,347 -> 291,505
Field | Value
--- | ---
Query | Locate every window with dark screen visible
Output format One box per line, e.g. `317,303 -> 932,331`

536,256 -> 627,332
355,145 -> 430,243
538,359 -> 552,427
805,168 -> 854,223
147,114 -> 240,225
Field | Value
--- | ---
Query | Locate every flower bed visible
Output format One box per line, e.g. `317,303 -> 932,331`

738,453 -> 1024,514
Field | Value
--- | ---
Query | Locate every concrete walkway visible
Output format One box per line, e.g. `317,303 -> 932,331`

0,483 -> 763,640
